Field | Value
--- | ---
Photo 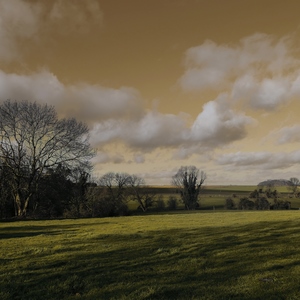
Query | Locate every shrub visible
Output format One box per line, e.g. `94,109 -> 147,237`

167,196 -> 178,210
249,189 -> 259,199
238,198 -> 255,210
272,199 -> 291,210
154,197 -> 166,211
83,187 -> 129,217
255,197 -> 270,210
225,198 -> 236,210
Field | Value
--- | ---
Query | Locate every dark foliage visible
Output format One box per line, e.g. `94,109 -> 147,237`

271,199 -> 291,210
154,197 -> 166,211
249,189 -> 259,199
167,196 -> 178,210
238,198 -> 256,210
225,198 -> 236,210
172,166 -> 206,210
255,197 -> 270,210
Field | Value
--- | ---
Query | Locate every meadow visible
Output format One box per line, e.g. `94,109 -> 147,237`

1,207 -> 300,299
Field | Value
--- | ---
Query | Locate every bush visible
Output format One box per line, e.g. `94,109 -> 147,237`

271,199 -> 291,210
255,197 -> 270,210
238,198 -> 255,210
154,197 -> 166,211
83,187 -> 129,217
249,189 -> 259,199
225,198 -> 236,210
115,202 -> 129,216
167,196 -> 178,210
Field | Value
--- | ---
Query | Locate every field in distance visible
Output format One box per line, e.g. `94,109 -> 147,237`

134,185 -> 300,211
1,211 -> 300,299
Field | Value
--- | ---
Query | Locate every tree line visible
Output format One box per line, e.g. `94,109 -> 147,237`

225,187 -> 292,210
0,101 -> 207,219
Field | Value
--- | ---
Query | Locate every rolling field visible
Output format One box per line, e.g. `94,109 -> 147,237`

1,211 -> 300,299
133,185 -> 300,211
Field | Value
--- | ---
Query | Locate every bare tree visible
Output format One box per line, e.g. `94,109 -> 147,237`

0,100 -> 95,217
172,166 -> 206,210
288,177 -> 300,196
98,172 -> 131,214
127,175 -> 155,212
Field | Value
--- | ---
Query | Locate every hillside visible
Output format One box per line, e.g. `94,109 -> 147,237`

257,179 -> 293,187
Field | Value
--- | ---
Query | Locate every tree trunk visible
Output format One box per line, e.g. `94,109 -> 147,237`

14,192 -> 30,217
21,196 -> 31,217
14,192 -> 22,217
138,200 -> 147,212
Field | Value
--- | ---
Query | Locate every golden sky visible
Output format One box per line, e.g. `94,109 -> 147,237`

1,0 -> 300,185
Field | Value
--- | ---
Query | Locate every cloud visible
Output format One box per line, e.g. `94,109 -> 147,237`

190,94 -> 254,147
0,70 -> 143,124
90,93 -> 254,155
217,150 -> 300,170
134,154 -> 145,164
179,33 -> 300,110
180,68 -> 229,91
48,0 -> 103,34
92,151 -> 125,164
0,71 -> 253,159
232,74 -> 292,110
0,0 -> 41,61
0,69 -> 253,155
0,70 -> 64,104
90,111 -> 189,150
0,0 -> 103,62
276,125 -> 300,144
61,84 -> 142,123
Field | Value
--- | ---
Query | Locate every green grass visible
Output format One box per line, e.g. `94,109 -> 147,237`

1,211 -> 300,299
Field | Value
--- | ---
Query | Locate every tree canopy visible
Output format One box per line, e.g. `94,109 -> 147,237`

172,165 -> 206,210
0,100 -> 95,216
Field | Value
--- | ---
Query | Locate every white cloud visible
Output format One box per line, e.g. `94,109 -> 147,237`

90,111 -> 189,150
0,70 -> 64,104
62,84 -> 142,122
180,33 -> 300,110
232,75 -> 292,110
190,94 -> 254,147
180,68 -> 228,90
0,70 -> 143,123
90,93 -> 254,155
291,72 -> 300,96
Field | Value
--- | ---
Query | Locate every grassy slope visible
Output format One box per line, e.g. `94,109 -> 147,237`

1,211 -> 300,299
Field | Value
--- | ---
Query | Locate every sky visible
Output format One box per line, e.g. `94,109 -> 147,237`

1,0 -> 300,185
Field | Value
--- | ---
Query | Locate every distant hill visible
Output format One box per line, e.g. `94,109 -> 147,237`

257,179 -> 293,187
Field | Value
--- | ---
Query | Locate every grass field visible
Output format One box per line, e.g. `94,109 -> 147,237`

1,210 -> 300,299
134,185 -> 300,211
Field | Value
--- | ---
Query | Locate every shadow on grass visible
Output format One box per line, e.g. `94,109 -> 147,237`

1,220 -> 300,299
0,221 -> 110,239
0,225 -> 79,239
